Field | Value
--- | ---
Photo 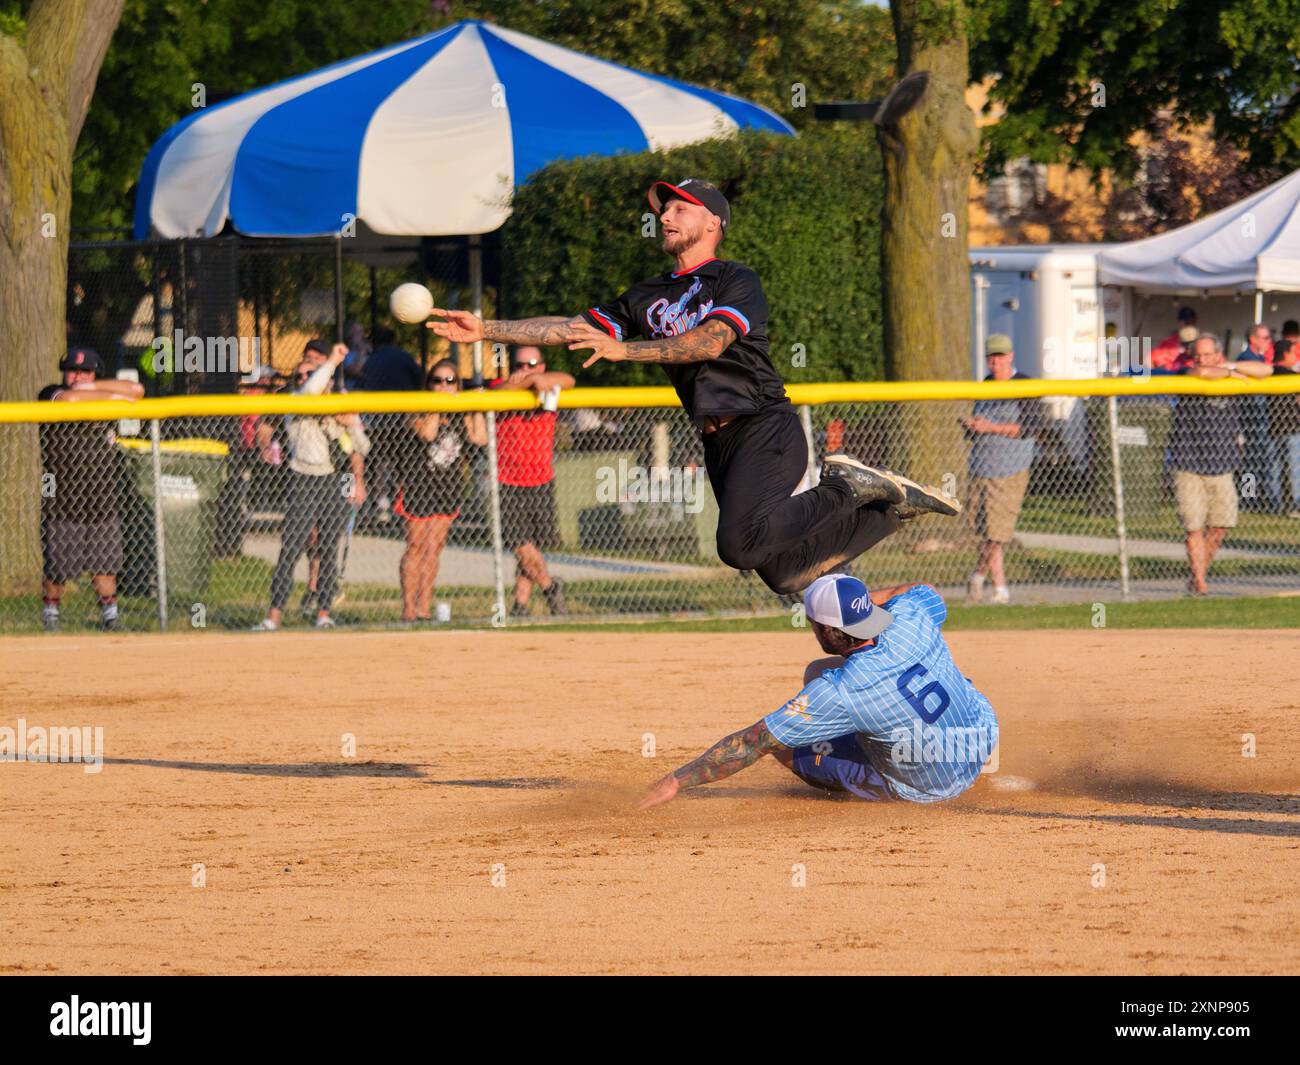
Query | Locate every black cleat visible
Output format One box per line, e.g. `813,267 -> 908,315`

821,454 -> 906,507
882,470 -> 962,519
99,615 -> 122,632
543,576 -> 567,616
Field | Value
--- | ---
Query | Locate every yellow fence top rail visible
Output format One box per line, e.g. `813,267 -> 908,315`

3,376 -> 1300,423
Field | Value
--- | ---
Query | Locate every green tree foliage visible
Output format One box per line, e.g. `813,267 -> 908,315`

971,0 -> 1300,174
66,0 -> 894,232
71,0 -> 432,231
456,0 -> 895,128
500,126 -> 885,384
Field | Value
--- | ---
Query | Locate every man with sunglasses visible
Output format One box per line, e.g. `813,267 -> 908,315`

429,179 -> 958,597
490,346 -> 575,616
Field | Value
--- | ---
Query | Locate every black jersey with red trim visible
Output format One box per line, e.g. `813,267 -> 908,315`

580,257 -> 790,420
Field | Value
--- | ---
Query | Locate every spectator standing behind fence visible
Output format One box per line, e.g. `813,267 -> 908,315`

38,347 -> 144,631
1236,323 -> 1282,512
361,325 -> 422,391
962,335 -> 1040,605
360,325 -> 423,526
1171,334 -> 1270,596
1280,320 -> 1300,355
1267,339 -> 1300,520
340,321 -> 371,389
1151,306 -> 1199,373
257,341 -> 331,617
392,360 -> 487,622
492,345 -> 575,617
253,344 -> 368,630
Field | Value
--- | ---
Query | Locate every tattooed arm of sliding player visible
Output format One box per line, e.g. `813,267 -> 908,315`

569,319 -> 734,368
638,719 -> 786,809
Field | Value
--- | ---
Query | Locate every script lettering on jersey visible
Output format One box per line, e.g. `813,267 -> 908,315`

644,277 -> 713,339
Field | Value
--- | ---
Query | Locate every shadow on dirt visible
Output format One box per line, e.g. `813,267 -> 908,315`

87,757 -> 425,778
979,806 -> 1300,838
978,770 -> 1300,838
424,777 -> 569,790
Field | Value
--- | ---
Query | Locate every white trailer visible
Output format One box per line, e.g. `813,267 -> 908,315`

968,244 -> 1118,384
969,242 -> 1300,387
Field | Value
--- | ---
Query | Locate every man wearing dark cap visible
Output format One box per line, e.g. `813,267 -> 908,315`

1151,306 -> 1199,373
427,178 -> 958,597
961,334 -> 1041,604
38,348 -> 145,631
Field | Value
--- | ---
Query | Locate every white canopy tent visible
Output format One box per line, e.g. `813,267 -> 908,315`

1098,169 -> 1300,317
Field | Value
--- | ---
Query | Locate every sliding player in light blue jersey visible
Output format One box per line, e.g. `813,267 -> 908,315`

640,573 -> 999,808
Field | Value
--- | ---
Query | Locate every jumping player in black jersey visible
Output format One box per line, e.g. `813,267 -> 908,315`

427,178 -> 958,595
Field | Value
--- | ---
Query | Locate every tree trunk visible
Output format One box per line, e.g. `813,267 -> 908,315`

0,1 -> 124,595
877,0 -> 978,486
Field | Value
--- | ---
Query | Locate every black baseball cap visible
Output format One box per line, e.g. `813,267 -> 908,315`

648,178 -> 730,229
60,346 -> 100,372
304,339 -> 331,356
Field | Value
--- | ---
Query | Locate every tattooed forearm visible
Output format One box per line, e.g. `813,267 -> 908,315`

623,319 -> 734,363
671,721 -> 784,790
482,317 -> 575,345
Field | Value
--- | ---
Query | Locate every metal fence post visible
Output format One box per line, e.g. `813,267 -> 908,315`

465,234 -> 505,623
799,404 -> 816,486
333,233 -> 344,343
150,419 -> 169,631
1106,395 -> 1131,599
485,413 -> 507,625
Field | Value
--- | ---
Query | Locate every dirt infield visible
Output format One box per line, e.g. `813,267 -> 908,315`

2,627 -> 1297,975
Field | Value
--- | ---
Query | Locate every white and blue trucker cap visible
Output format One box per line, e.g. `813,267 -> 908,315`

803,573 -> 893,640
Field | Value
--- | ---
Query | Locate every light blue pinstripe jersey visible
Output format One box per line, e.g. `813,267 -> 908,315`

764,586 -> 998,803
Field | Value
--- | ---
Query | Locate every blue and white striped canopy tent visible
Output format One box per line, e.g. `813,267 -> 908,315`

134,19 -> 794,240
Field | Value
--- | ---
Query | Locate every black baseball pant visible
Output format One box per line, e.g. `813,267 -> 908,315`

702,408 -> 900,595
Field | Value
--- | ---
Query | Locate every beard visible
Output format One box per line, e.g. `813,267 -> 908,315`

661,224 -> 704,256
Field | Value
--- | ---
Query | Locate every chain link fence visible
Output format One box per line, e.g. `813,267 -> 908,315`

4,383 -> 1300,633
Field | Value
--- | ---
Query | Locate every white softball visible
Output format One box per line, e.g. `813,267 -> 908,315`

389,282 -> 434,324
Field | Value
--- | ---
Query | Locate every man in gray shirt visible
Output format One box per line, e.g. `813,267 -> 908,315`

962,335 -> 1039,604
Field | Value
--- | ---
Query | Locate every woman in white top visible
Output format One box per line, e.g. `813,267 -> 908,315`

254,344 -> 368,630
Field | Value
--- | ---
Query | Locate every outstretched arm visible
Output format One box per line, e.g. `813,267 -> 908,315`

639,719 -> 786,809
427,308 -> 583,347
569,319 -> 734,369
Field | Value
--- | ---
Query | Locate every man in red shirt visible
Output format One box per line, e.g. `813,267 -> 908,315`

493,346 -> 575,615
1150,306 -> 1198,372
